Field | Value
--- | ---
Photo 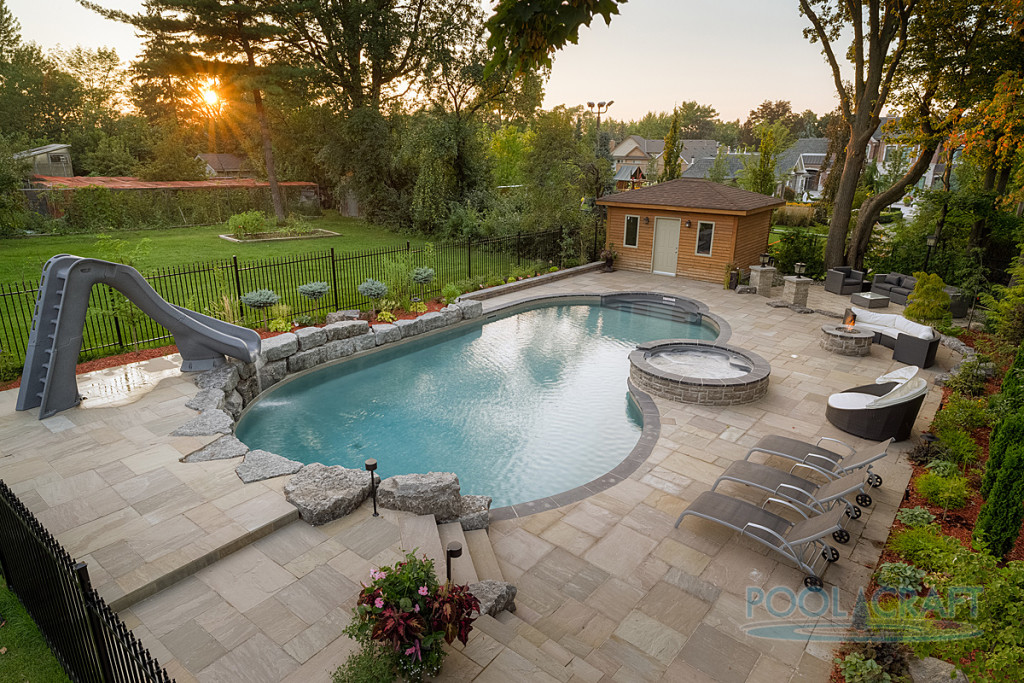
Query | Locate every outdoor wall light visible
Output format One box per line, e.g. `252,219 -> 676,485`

643,216 -> 650,224
365,459 -> 379,517
685,220 -> 692,228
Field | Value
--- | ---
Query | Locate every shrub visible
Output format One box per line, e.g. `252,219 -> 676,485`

877,562 -> 927,593
915,472 -> 970,509
841,639 -> 912,681
981,411 -> 1024,498
1000,343 -> 1024,410
904,271 -> 951,327
906,438 -> 943,466
835,653 -> 891,683
357,279 -> 388,311
769,229 -> 825,279
239,289 -> 280,309
925,458 -> 960,479
411,267 -> 435,286
441,283 -> 460,305
268,319 -> 291,333
975,443 -> 1024,558
377,310 -> 397,323
896,506 -> 935,528
887,526 -> 965,567
945,357 -> 990,397
409,301 -> 427,314
332,642 -> 399,683
484,275 -> 504,288
0,347 -> 21,382
228,210 -> 267,239
931,394 -> 990,433
340,552 -> 478,682
933,428 -> 979,467
980,253 -> 1024,345
292,313 -> 315,327
548,266 -> 559,272
297,282 -> 330,300
507,276 -> 517,284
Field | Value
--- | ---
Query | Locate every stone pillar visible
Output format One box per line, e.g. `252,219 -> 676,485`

782,276 -> 811,308
749,266 -> 776,298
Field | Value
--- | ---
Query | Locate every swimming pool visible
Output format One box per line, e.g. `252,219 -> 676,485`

236,299 -> 719,508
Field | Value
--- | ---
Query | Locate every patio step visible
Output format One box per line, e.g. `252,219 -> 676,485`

472,611 -> 599,682
438,522 -> 478,585
398,514 -> 446,574
464,528 -> 503,582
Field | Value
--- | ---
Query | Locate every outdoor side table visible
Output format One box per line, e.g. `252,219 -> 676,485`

851,292 -> 889,309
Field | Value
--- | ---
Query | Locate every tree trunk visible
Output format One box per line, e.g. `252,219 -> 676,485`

933,157 -> 955,241
825,139 -> 868,268
847,140 -> 940,269
252,88 -> 287,225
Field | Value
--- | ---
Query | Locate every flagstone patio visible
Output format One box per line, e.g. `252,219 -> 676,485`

0,270 -> 955,682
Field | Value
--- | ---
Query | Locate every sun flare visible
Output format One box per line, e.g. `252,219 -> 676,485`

200,87 -> 219,106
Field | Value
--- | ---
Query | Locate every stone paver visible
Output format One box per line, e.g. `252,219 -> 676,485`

0,271 -> 949,681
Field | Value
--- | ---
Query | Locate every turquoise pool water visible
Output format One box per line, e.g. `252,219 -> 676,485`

236,302 -> 717,508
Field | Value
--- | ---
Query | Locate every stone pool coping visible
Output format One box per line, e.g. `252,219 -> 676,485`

185,290 -> 730,524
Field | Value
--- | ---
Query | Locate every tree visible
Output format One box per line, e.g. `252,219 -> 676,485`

739,122 -> 793,196
847,0 -> 1020,269
0,132 -> 28,236
975,441 -> 1024,558
137,125 -> 206,181
660,109 -> 681,181
799,0 -> 918,268
276,0 -> 477,112
82,0 -> 290,222
675,101 -> 719,139
0,0 -> 20,59
740,100 -> 801,146
486,0 -> 627,74
706,146 -> 730,184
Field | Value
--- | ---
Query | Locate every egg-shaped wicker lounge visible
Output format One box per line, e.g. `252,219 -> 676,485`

825,367 -> 927,442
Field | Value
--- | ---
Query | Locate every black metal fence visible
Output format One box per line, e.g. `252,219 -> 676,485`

0,229 -> 568,370
0,480 -> 173,682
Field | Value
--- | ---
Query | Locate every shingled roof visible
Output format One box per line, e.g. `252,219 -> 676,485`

597,178 -> 784,213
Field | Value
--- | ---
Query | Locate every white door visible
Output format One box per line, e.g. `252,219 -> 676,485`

652,217 -> 681,276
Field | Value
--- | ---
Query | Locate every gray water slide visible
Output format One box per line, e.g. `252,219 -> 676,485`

16,255 -> 261,419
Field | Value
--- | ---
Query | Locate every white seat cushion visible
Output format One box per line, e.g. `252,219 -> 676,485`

868,377 -> 928,408
893,316 -> 935,340
877,366 -> 920,384
851,307 -> 897,328
828,392 -> 877,410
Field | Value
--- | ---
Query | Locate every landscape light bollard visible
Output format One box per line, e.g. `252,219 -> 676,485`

794,262 -> 806,277
446,542 -> 462,583
365,459 -> 378,517
923,234 -> 938,272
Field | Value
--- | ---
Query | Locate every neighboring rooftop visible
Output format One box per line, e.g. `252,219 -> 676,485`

13,143 -> 71,160
597,177 -> 785,213
680,153 -> 755,181
29,176 -> 316,190
197,152 -> 248,174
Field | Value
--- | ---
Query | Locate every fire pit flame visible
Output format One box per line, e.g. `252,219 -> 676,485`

843,308 -> 856,330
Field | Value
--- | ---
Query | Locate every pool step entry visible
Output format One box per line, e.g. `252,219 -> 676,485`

602,293 -> 703,326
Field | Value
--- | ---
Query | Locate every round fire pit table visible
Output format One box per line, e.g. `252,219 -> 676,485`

820,324 -> 873,356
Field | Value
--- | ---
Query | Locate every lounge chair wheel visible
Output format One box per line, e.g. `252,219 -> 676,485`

804,575 -> 824,591
868,474 -> 883,488
856,493 -> 873,507
832,529 -> 851,544
845,505 -> 861,520
822,547 -> 840,563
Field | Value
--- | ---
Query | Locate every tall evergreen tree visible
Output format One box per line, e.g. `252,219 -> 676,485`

660,110 -> 681,182
81,0 -> 289,222
0,0 -> 20,59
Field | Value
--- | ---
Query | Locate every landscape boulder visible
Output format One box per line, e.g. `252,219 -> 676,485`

285,463 -> 372,525
378,472 -> 461,520
171,409 -> 234,436
236,450 -> 303,483
181,435 -> 249,462
468,580 -> 517,616
454,495 -> 492,530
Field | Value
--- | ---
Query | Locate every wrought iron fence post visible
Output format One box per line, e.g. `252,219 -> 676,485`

232,255 -> 244,323
75,562 -> 115,683
113,315 -> 125,350
516,232 -> 522,266
467,237 -> 472,279
330,248 -> 339,311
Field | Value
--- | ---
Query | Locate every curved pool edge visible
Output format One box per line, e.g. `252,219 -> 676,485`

488,379 -> 662,521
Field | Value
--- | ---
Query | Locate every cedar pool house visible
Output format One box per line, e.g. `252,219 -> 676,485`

596,178 -> 785,282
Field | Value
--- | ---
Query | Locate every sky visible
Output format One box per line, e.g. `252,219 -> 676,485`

8,0 -> 844,123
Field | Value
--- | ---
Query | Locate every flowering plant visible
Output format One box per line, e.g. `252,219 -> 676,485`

342,551 -> 480,681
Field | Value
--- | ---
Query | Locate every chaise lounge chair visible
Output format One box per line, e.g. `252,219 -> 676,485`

712,460 -> 874,527
675,491 -> 846,589
744,435 -> 895,488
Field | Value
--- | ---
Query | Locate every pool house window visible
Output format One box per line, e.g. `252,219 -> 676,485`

696,221 -> 714,255
624,215 -> 640,247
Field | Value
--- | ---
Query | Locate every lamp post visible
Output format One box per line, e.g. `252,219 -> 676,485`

794,262 -> 806,278
445,542 -> 462,583
586,100 -> 614,157
922,234 -> 938,272
365,459 -> 379,517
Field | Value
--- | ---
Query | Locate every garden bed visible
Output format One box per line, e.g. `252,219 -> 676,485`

218,229 -> 340,243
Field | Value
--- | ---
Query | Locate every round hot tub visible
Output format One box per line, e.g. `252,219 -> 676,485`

628,341 -> 770,405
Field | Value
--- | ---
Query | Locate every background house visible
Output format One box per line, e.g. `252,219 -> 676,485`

597,178 -> 784,282
196,153 -> 250,178
776,137 -> 828,197
610,135 -> 719,182
14,144 -> 74,177
680,153 -> 756,183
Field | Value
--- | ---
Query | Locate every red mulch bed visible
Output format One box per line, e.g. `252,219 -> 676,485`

0,301 -> 447,393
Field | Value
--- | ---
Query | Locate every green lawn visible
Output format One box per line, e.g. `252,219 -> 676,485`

0,585 -> 69,682
0,213 -> 426,286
